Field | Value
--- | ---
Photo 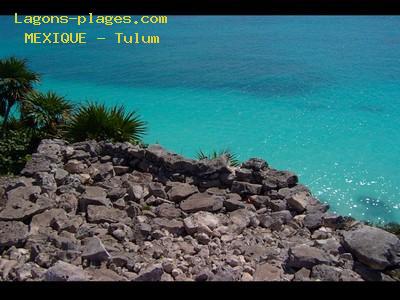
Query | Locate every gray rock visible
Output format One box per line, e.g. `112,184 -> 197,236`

229,209 -> 255,231
126,183 -> 147,202
87,205 -> 128,223
253,263 -> 283,281
113,166 -> 130,175
235,168 -> 254,182
155,203 -> 182,219
79,186 -> 111,211
342,225 -> 400,270
267,199 -> 287,212
6,185 -> 41,202
293,268 -> 311,281
259,215 -> 283,231
82,237 -> 111,262
0,221 -> 29,249
153,218 -> 185,235
311,264 -> 342,281
286,192 -> 310,213
262,169 -> 298,189
45,261 -> 90,281
133,263 -> 164,281
64,159 -> 86,174
54,168 -> 69,184
21,153 -> 55,176
183,211 -> 221,235
241,158 -> 268,171
0,198 -> 47,221
167,182 -> 198,202
223,198 -> 246,212
35,172 -> 57,192
322,213 -> 346,229
107,188 -> 127,201
148,182 -> 167,199
231,181 -> 262,195
303,212 -> 324,230
180,193 -> 224,213
30,208 -> 68,234
287,244 -> 332,269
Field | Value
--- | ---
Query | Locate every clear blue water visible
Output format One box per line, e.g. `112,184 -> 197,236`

1,16 -> 400,223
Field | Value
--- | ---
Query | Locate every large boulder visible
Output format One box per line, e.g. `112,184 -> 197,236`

180,193 -> 223,213
341,225 -> 400,270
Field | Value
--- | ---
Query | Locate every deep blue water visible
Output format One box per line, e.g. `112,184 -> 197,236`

1,16 -> 400,223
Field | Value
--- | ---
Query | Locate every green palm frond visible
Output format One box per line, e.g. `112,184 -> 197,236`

22,91 -> 73,136
66,102 -> 146,144
196,148 -> 240,167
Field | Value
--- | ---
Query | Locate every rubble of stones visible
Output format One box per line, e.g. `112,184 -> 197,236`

0,139 -> 399,282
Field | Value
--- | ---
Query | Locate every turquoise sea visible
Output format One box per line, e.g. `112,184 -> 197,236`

1,16 -> 400,223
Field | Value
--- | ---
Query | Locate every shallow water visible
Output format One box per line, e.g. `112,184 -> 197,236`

1,16 -> 399,222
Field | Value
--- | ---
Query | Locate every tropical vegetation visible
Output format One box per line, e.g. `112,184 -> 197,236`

0,56 -> 146,174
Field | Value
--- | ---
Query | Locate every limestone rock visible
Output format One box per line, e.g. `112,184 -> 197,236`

180,193 -> 223,213
253,263 -> 283,281
287,244 -> 332,269
342,225 -> 400,270
0,221 -> 29,249
87,205 -> 128,223
45,261 -> 90,281
167,182 -> 198,202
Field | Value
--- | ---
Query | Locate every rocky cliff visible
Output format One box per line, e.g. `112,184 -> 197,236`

0,139 -> 399,281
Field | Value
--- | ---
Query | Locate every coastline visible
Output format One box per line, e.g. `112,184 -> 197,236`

0,139 -> 399,281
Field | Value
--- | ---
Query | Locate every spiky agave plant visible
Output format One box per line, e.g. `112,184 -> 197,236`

197,149 -> 240,167
66,102 -> 146,144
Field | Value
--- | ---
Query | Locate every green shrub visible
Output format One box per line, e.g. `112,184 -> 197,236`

0,129 -> 35,175
66,103 -> 146,144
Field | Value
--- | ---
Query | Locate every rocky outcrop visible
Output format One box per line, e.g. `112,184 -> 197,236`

0,139 -> 398,281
